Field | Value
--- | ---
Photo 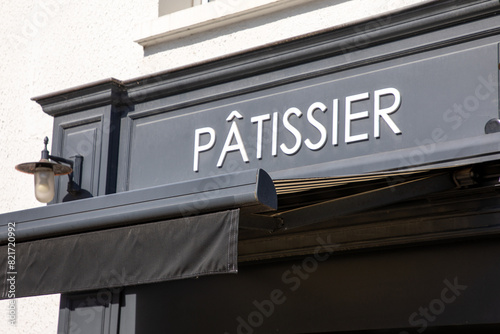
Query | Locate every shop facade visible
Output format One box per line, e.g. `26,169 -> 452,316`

2,0 -> 500,332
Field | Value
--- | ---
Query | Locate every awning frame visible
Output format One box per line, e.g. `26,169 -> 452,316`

0,169 -> 277,299
0,169 -> 277,244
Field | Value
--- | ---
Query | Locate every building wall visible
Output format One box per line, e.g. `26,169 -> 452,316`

0,0 -> 432,332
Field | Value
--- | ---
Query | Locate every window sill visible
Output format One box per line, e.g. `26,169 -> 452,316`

134,0 -> 316,47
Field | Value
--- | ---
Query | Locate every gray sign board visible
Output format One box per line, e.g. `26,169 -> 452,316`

126,43 -> 499,189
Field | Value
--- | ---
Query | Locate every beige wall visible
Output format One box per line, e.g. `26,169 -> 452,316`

0,0 -> 432,332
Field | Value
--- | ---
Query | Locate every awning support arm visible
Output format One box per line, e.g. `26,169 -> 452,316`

272,172 -> 461,231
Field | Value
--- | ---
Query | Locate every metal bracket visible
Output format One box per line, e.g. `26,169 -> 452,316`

49,154 -> 84,195
453,167 -> 477,188
40,136 -> 84,195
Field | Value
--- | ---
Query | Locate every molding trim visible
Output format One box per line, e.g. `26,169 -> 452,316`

32,0 -> 500,116
125,0 -> 500,104
135,0 -> 318,47
32,78 -> 125,117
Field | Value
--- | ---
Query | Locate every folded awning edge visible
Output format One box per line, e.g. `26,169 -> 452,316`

0,209 -> 240,299
0,168 -> 276,244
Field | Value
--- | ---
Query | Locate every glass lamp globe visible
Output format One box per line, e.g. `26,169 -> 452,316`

34,167 -> 55,203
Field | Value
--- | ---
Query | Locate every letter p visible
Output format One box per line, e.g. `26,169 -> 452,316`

193,127 -> 216,172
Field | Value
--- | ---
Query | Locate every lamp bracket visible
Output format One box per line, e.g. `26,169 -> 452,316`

42,136 -> 83,195
47,155 -> 83,195
68,155 -> 83,195
48,154 -> 74,168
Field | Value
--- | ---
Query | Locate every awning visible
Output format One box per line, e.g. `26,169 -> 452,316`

238,163 -> 500,262
1,163 -> 496,297
0,169 -> 276,299
258,165 -> 480,230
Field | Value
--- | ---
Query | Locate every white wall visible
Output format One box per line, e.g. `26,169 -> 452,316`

0,0 -> 432,332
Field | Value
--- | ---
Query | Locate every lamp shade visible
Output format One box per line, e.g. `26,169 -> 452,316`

15,159 -> 72,203
15,159 -> 72,176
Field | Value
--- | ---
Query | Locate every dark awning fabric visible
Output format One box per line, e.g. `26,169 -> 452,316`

1,209 -> 239,299
0,169 -> 277,299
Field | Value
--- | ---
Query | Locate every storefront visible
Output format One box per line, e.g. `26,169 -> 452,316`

2,0 -> 500,332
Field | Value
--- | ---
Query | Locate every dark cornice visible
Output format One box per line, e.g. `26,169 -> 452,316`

32,78 -> 125,117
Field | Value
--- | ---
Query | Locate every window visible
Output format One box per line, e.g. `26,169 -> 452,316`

159,0 -> 213,17
135,0 -> 317,48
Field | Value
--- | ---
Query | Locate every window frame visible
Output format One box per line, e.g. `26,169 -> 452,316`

159,0 -> 213,17
135,0 -> 317,47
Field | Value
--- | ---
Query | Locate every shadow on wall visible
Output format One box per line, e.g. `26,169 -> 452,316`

62,189 -> 93,202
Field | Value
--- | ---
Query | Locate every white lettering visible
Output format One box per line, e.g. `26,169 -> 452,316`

304,102 -> 328,150
374,88 -> 402,138
280,107 -> 302,155
217,121 -> 249,168
332,98 -> 339,146
193,127 -> 216,172
272,112 -> 279,157
251,114 -> 271,160
345,92 -> 369,143
192,87 -> 403,172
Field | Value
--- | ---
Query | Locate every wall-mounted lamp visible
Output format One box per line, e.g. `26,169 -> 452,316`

15,137 -> 83,203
